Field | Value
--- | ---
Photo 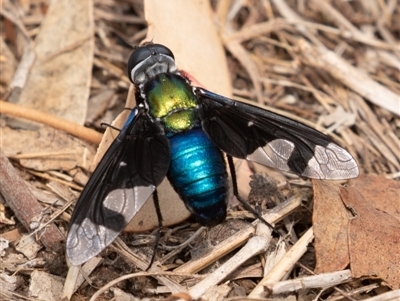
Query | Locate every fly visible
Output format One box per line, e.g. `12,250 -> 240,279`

66,43 -> 359,266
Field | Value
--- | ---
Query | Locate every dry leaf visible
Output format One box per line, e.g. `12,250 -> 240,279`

0,272 -> 23,293
229,263 -> 263,280
313,176 -> 400,289
3,0 -> 95,183
2,127 -> 94,172
0,203 -> 15,227
0,37 -> 17,94
0,229 -> 22,244
15,235 -> 42,260
313,180 -> 351,273
17,0 -> 93,125
144,0 -> 231,96
340,186 -> 400,289
349,174 -> 400,222
29,270 -> 64,301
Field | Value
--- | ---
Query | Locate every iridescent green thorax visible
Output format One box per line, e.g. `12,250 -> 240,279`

144,73 -> 198,133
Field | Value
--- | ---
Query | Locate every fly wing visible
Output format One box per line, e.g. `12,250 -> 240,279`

196,88 -> 359,180
66,108 -> 170,265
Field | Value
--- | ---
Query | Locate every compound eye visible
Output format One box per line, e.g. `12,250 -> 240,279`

127,44 -> 174,81
150,44 -> 174,60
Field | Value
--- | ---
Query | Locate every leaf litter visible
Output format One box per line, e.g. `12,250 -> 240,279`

313,176 -> 400,289
0,0 -> 399,300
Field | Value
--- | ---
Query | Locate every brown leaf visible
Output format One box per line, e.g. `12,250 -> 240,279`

313,180 -> 351,273
2,127 -> 94,172
3,0 -> 95,179
17,0 -> 93,125
29,270 -> 64,301
340,186 -> 400,289
0,37 -> 17,93
349,174 -> 400,222
144,0 -> 231,96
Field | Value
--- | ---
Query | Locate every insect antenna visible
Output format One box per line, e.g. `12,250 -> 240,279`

100,108 -> 136,131
100,122 -> 122,132
227,155 -> 280,237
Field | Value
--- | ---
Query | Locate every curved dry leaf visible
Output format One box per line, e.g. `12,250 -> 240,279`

349,174 -> 400,222
340,186 -> 400,289
0,38 -> 17,91
144,0 -> 231,96
313,180 -> 351,273
17,0 -> 94,125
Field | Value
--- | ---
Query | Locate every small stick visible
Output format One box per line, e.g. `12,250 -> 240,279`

0,150 -> 64,249
0,101 -> 103,144
361,289 -> 400,301
297,40 -> 399,116
249,227 -> 314,298
175,196 -> 302,274
189,223 -> 272,299
264,269 -> 352,295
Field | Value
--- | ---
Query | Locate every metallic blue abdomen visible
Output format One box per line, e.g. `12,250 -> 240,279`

167,128 -> 227,226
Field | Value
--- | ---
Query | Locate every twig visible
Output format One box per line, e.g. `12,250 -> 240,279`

0,150 -> 64,250
249,227 -> 314,298
0,101 -> 103,144
263,269 -> 352,295
111,238 -> 187,293
363,289 -> 400,301
310,0 -> 399,51
297,40 -> 400,116
175,196 -> 302,274
158,226 -> 206,264
89,271 -> 195,301
189,223 -> 272,299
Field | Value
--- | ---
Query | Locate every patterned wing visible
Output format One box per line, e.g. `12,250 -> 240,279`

66,108 -> 170,265
196,88 -> 359,180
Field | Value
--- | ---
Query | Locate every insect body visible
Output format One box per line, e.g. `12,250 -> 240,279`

140,71 -> 228,226
66,43 -> 359,265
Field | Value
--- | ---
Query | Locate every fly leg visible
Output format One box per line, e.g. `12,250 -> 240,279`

227,155 -> 280,237
146,189 -> 163,270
